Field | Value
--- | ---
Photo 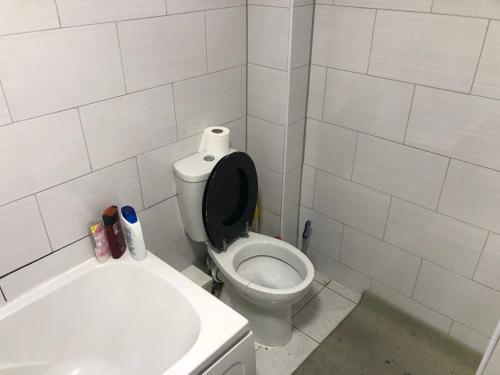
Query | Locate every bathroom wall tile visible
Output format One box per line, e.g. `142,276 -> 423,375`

474,233 -> 500,292
256,165 -> 283,215
308,248 -> 372,294
282,204 -> 299,246
323,69 -> 414,143
0,293 -> 5,306
406,86 -> 500,171
335,0 -> 432,12
304,119 -> 357,179
314,171 -> 391,238
385,199 -> 487,277
0,197 -> 52,277
299,207 -> 343,261
341,227 -> 421,296
353,135 -> 449,209
291,5 -> 314,69
285,118 -> 305,172
247,116 -> 285,173
414,261 -> 500,337
138,197 -> 185,254
0,24 -> 125,121
307,65 -> 326,119
0,237 -> 94,301
449,322 -> 490,353
174,67 -> 242,138
288,65 -> 309,123
248,0 -> 290,7
370,11 -> 487,92
156,236 -> 205,272
472,21 -> 500,100
259,208 -> 281,237
37,159 -> 143,250
300,166 -> 316,209
255,329 -> 317,375
206,7 -> 246,72
166,0 -> 242,14
241,65 -> 247,116
56,0 -> 166,26
371,282 -> 452,333
118,13 -> 206,92
294,287 -> 356,342
247,64 -> 288,125
316,0 -> 333,4
433,0 -> 500,19
283,166 -> 302,210
137,134 -> 202,208
312,5 -> 375,73
294,0 -> 313,5
0,87 -> 11,126
438,160 -> 500,233
248,5 -> 289,70
0,110 -> 90,206
80,85 -> 177,170
0,0 -> 59,36
225,117 -> 246,152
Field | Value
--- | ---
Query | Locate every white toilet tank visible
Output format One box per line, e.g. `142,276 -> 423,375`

174,149 -> 236,242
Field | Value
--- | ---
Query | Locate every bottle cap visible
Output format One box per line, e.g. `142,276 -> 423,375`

121,206 -> 138,224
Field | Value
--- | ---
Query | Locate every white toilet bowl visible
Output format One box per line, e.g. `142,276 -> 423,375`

208,232 -> 314,347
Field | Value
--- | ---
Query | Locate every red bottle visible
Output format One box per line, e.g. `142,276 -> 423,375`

102,206 -> 126,259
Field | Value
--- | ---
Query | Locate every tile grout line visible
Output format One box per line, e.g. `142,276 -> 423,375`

0,79 -> 14,124
349,132 -> 359,180
114,22 -> 128,94
203,11 -> 209,73
135,157 -> 146,210
34,194 -> 55,252
469,19 -> 490,94
402,84 -> 416,144
320,67 -> 329,121
411,258 -> 424,298
435,158 -> 451,212
53,0 -> 62,27
366,9 -> 377,74
382,196 -> 392,240
0,286 -> 6,302
76,108 -> 93,172
291,324 -> 320,344
471,231 -> 490,279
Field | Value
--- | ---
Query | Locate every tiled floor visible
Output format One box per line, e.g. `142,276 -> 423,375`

255,272 -> 360,375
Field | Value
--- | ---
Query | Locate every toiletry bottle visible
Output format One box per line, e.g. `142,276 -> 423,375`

102,206 -> 126,259
90,221 -> 111,263
120,206 -> 147,261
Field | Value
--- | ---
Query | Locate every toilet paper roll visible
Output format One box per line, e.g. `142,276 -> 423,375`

199,126 -> 230,156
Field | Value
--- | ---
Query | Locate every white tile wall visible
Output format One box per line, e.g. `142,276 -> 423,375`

206,7 -> 246,72
449,322 -> 490,353
118,13 -> 206,92
0,237 -> 94,301
353,135 -> 449,209
312,5 -> 375,73
472,21 -> 500,100
248,5 -> 289,70
438,160 -> 500,233
0,1 -> 246,301
56,0 -> 166,26
341,227 -> 421,296
414,261 -> 500,337
432,0 -> 500,20
288,65 -> 309,123
80,85 -> 177,170
307,65 -> 326,119
370,11 -> 487,92
137,134 -> 201,208
248,0 -> 290,7
304,119 -> 357,179
314,171 -> 390,238
300,165 -> 316,208
474,233 -> 500,292
0,0 -> 59,36
406,86 -> 500,171
247,64 -> 288,125
291,5 -> 313,69
335,0 -> 432,12
247,116 -> 285,173
285,119 -> 305,172
166,0 -> 243,14
0,110 -> 90,206
36,159 -> 143,250
385,199 -> 487,277
259,208 -> 281,237
0,24 -> 125,121
283,166 -> 302,210
173,67 -> 243,138
323,69 -> 414,143
256,165 -> 283,215
299,207 -> 343,260
0,197 -> 52,276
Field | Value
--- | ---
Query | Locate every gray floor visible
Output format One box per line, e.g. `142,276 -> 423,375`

294,292 -> 482,375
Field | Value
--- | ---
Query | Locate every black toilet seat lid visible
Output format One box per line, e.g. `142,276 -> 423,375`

202,152 -> 258,251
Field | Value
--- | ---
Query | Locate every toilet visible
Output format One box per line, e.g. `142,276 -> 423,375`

174,148 -> 314,348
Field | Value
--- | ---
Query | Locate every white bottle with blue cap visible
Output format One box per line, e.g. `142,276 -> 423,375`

120,206 -> 147,261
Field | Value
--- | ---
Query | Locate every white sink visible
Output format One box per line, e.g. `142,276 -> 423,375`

0,251 -> 255,375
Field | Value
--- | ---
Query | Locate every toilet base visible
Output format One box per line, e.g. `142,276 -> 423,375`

220,282 -> 292,348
